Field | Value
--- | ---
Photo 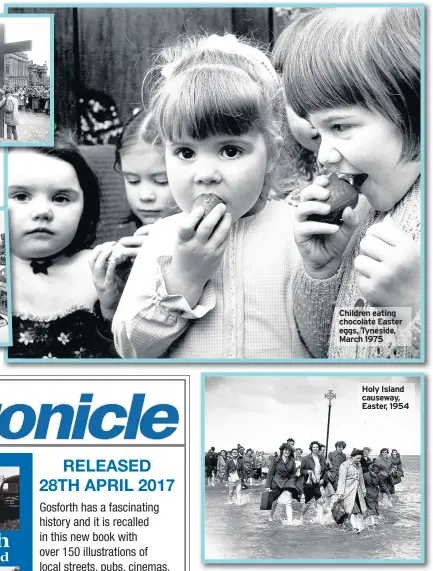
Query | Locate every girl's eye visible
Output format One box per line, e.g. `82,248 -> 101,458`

221,145 -> 243,159
331,124 -> 352,134
125,177 -> 141,186
53,195 -> 70,204
174,147 -> 195,160
11,192 -> 30,202
154,178 -> 168,186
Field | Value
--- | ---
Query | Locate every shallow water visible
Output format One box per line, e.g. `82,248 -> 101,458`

205,456 -> 421,561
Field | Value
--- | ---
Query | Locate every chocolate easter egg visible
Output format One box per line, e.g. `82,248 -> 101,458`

193,193 -> 225,228
308,175 -> 359,225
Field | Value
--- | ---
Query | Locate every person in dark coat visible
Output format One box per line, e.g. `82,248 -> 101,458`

391,449 -> 404,473
373,448 -> 395,506
266,443 -> 302,525
327,441 -> 347,490
300,441 -> 327,521
243,448 -> 255,482
363,463 -> 380,525
223,448 -> 247,502
360,447 -> 373,474
205,447 -> 218,485
389,448 -> 404,491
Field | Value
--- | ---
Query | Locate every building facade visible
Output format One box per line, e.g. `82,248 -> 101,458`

5,52 -> 28,88
5,52 -> 49,89
28,59 -> 49,87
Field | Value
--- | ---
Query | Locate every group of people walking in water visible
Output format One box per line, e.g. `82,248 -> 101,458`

205,441 -> 404,531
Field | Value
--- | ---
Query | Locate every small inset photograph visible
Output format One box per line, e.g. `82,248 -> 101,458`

203,374 -> 424,564
0,468 -> 19,531
0,15 -> 52,145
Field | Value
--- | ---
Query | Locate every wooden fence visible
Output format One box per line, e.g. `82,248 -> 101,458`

10,6 -> 289,132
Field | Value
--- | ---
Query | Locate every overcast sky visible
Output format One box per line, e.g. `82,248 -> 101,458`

4,17 -> 51,75
205,376 -> 422,455
0,466 -> 19,478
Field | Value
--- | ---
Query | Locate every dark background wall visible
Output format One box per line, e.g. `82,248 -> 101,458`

10,7 -> 290,132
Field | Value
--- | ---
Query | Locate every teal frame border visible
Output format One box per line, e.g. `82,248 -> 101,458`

200,372 -> 426,564
3,2 -> 427,7
3,3 -> 425,364
0,12 -> 54,147
0,150 -> 13,345
2,200 -> 13,346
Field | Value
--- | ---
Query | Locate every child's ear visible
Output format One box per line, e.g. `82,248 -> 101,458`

266,136 -> 283,173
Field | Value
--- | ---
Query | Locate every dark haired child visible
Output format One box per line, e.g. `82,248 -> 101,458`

8,140 -> 118,358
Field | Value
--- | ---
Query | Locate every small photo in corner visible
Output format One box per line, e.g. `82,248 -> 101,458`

203,374 -> 424,564
0,15 -> 52,146
0,467 -> 20,532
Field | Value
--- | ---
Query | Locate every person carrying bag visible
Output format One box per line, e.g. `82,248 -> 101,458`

4,89 -> 19,141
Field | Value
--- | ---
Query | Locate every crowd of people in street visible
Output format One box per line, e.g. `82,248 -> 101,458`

13,85 -> 50,114
205,441 -> 404,532
0,84 -> 50,141
2,84 -> 50,114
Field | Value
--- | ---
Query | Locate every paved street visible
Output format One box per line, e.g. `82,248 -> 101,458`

0,110 -> 51,144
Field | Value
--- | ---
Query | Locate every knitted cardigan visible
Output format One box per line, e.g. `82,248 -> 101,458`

113,199 -> 310,359
293,178 -> 421,359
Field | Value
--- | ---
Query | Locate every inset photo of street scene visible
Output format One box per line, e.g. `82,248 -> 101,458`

0,15 -> 52,145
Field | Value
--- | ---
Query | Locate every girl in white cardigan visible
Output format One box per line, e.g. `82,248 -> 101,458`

112,34 -> 309,359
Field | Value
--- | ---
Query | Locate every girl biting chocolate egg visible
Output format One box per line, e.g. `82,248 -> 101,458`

282,7 -> 421,359
112,34 -> 310,359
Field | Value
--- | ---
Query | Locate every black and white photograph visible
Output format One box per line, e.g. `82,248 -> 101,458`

5,6 -> 422,361
0,16 -> 51,144
0,468 -> 19,531
0,213 -> 9,345
203,374 -> 424,563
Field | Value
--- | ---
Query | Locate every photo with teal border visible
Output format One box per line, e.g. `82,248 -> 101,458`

201,372 -> 425,564
0,198 -> 12,347
0,453 -> 32,569
4,5 -> 424,364
0,13 -> 53,146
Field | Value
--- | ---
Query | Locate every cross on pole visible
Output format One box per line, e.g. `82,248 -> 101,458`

324,390 -> 336,458
0,24 -> 32,139
325,390 -> 337,405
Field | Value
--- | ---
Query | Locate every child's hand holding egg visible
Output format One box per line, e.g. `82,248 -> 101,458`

294,174 -> 361,279
307,174 -> 359,225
